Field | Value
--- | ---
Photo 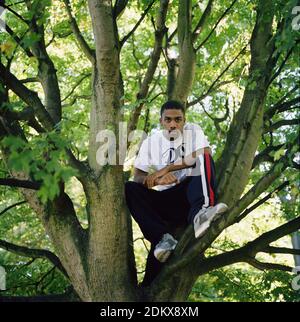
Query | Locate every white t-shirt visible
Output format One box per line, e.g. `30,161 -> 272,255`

134,123 -> 210,191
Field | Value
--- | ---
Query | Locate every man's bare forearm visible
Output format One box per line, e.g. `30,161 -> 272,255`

133,168 -> 149,185
134,147 -> 210,188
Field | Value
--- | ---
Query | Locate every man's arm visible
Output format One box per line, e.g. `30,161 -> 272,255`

133,168 -> 148,185
167,147 -> 211,172
144,147 -> 211,188
134,167 -> 178,188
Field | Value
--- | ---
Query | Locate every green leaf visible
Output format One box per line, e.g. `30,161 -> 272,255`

21,32 -> 41,49
273,148 -> 285,161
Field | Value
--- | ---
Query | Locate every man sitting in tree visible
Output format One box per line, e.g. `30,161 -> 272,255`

125,100 -> 228,286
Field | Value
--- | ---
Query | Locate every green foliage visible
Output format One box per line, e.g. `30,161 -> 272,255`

0,189 -> 70,296
189,267 -> 300,302
1,132 -> 78,203
273,148 -> 285,161
21,32 -> 41,49
23,0 -> 51,23
0,257 -> 69,297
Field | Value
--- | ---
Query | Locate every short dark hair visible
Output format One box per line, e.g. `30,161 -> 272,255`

160,100 -> 185,116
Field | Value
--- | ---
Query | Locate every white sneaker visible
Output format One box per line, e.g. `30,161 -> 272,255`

194,203 -> 228,239
153,233 -> 178,263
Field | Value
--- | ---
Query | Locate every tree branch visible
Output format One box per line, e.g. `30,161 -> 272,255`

236,181 -> 289,223
214,0 -> 279,205
0,178 -> 41,190
198,235 -> 298,276
227,139 -> 298,226
5,25 -> 34,58
0,104 -> 46,134
0,62 -> 54,131
167,27 -> 177,43
195,0 -> 238,52
261,246 -> 300,256
23,0 -> 62,124
27,118 -> 46,133
246,217 -> 300,256
0,239 -> 68,277
0,105 -> 34,121
265,96 -> 300,119
0,64 -> 88,178
61,95 -> 91,108
270,85 -> 298,109
171,0 -> 195,103
253,132 -> 299,169
264,119 -> 300,133
245,258 -> 293,272
187,44 -> 248,107
128,0 -> 169,133
61,73 -> 91,103
20,77 -> 39,84
2,3 -> 29,25
113,0 -> 129,19
192,0 -> 214,43
251,143 -> 284,169
200,96 -> 230,124
268,39 -> 300,86
63,0 -> 95,64
150,216 -> 300,297
120,0 -> 156,47
0,200 -> 27,217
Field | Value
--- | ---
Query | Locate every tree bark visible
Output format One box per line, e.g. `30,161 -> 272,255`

128,0 -> 169,133
171,0 -> 196,104
216,0 -> 277,207
85,0 -> 137,301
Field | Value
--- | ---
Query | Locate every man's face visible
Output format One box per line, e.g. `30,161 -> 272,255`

160,109 -> 185,140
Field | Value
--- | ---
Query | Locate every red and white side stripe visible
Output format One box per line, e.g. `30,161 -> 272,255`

199,153 -> 215,208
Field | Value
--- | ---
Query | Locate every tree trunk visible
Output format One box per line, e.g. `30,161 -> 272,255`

84,0 -> 137,301
170,0 -> 196,105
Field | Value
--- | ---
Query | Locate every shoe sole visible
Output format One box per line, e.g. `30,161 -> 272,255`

195,204 -> 228,239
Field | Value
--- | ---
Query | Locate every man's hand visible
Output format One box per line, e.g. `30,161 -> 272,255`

143,170 -> 179,188
143,167 -> 169,188
156,173 -> 179,186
